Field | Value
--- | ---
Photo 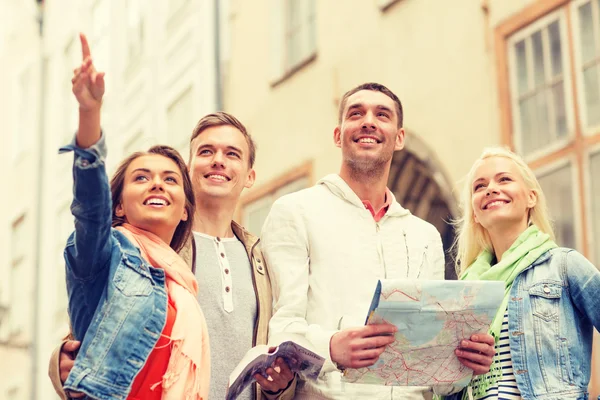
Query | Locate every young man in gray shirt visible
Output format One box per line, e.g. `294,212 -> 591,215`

50,113 -> 296,400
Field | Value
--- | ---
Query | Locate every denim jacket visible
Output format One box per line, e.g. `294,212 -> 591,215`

59,136 -> 169,400
447,247 -> 600,400
507,247 -> 600,400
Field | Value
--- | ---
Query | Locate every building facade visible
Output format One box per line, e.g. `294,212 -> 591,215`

224,0 -> 599,396
0,0 -> 222,398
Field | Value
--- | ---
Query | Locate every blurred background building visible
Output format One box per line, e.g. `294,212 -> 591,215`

0,0 -> 598,398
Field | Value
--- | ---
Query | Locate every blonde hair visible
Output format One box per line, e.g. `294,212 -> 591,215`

453,147 -> 555,275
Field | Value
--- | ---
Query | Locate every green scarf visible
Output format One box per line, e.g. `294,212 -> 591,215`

436,224 -> 557,400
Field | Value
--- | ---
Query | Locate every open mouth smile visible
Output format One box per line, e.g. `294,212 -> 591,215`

143,196 -> 170,207
483,199 -> 509,210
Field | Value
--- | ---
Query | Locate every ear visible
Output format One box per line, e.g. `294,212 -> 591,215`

181,208 -> 189,222
333,126 -> 342,148
527,190 -> 538,209
244,168 -> 256,189
115,203 -> 125,217
395,128 -> 405,151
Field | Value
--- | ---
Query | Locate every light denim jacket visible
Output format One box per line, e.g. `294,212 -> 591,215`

507,247 -> 600,400
59,136 -> 169,400
446,247 -> 600,400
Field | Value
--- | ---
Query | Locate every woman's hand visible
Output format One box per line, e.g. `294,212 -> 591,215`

72,33 -> 104,111
72,33 -> 104,148
455,333 -> 496,375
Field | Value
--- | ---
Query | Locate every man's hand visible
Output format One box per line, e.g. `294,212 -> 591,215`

59,340 -> 85,398
254,356 -> 295,394
455,333 -> 496,375
72,33 -> 105,112
330,324 -> 397,369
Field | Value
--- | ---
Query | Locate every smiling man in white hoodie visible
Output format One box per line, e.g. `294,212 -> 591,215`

260,83 -> 496,399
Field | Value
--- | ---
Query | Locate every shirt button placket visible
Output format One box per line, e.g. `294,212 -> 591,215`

216,238 -> 233,313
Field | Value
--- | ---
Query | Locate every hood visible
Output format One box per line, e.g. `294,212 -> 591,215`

317,174 -> 411,218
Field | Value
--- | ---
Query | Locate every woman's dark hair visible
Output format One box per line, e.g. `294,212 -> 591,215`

110,145 -> 195,252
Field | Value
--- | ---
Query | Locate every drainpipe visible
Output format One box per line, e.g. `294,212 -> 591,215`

31,1 -> 45,399
214,0 -> 222,110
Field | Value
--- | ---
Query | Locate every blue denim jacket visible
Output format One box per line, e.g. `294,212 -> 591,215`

508,247 -> 600,400
446,247 -> 600,400
59,136 -> 169,400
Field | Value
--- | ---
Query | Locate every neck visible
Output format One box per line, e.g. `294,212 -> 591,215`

192,196 -> 236,238
488,220 -> 529,262
339,164 -> 390,210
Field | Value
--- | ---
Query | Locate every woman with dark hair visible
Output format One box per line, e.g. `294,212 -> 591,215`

59,33 -> 209,400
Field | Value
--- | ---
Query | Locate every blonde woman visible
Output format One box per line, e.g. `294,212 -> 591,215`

446,148 -> 600,400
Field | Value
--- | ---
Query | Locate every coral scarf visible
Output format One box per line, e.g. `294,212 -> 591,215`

116,224 -> 210,400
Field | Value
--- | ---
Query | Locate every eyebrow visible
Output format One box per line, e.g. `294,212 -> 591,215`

196,143 -> 244,154
131,168 -> 182,177
472,172 -> 512,184
347,103 -> 394,115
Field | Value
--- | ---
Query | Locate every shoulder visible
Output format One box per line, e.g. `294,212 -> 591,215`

543,247 -> 587,264
271,185 -> 323,208
537,247 -> 598,276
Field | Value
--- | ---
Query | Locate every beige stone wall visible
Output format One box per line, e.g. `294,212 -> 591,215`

226,0 -> 501,192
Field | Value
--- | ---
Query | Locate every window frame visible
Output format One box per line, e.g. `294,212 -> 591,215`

506,8 -> 576,162
583,141 -> 600,264
534,156 -> 583,249
571,0 -> 600,135
494,0 -> 599,258
270,0 -> 317,87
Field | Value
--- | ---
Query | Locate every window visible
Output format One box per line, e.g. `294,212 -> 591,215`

590,149 -> 600,264
498,3 -> 600,395
167,86 -> 194,155
271,0 -> 316,82
240,163 -> 311,236
574,0 -> 600,131
508,13 -> 572,158
537,162 -> 577,248
285,0 -> 316,70
497,2 -> 600,257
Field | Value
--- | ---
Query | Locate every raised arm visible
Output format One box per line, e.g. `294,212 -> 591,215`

73,32 -> 104,148
61,33 -> 111,280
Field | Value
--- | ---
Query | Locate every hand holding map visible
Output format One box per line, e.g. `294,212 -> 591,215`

343,279 -> 504,394
226,333 -> 325,400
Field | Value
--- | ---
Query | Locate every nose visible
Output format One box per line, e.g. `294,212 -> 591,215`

150,175 -> 165,192
211,150 -> 225,168
362,111 -> 376,131
485,182 -> 499,196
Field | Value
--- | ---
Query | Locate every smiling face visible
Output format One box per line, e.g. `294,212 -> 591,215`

188,125 -> 255,203
471,156 -> 537,234
114,154 -> 188,243
334,90 -> 404,176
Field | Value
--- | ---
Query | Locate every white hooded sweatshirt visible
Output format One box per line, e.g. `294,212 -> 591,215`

261,174 -> 445,399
